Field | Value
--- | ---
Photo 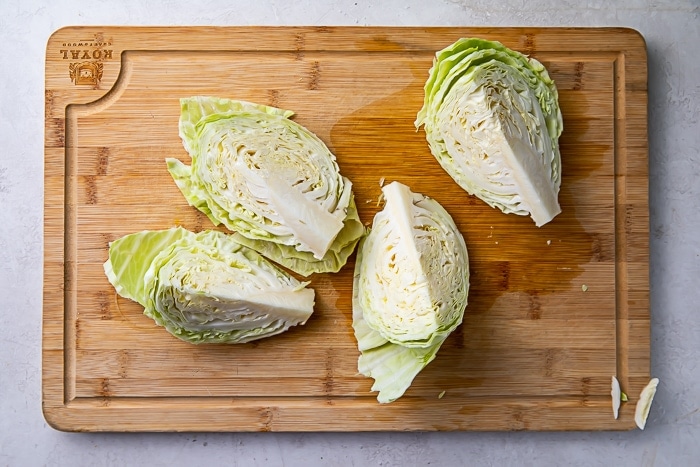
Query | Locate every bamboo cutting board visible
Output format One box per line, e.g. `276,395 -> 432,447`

43,26 -> 649,432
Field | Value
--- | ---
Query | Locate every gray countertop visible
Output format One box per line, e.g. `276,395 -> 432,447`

2,0 -> 698,465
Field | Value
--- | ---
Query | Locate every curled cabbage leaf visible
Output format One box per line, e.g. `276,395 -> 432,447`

103,227 -> 315,344
635,378 -> 659,430
167,96 -> 364,276
416,38 -> 563,227
352,181 -> 470,403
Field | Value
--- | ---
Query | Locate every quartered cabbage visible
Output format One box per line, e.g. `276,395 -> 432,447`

416,38 -> 563,227
103,227 -> 315,344
167,96 -> 364,276
352,181 -> 469,403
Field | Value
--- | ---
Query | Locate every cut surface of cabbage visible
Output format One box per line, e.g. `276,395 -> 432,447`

416,38 -> 563,227
104,227 -> 315,344
353,181 -> 469,403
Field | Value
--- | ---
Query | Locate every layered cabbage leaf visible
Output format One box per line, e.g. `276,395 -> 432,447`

416,38 -> 563,226
352,182 -> 470,402
167,96 -> 364,276
104,227 -> 315,344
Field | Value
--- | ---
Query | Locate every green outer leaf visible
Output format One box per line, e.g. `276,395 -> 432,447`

166,158 -> 219,226
352,256 -> 447,403
103,227 -> 191,306
179,97 -> 294,156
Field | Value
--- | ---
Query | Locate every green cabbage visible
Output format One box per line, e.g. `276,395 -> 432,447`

353,181 -> 470,403
416,38 -> 563,227
103,227 -> 315,344
167,96 -> 364,276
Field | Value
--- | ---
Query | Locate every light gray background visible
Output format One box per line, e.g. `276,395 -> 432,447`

1,1 -> 698,465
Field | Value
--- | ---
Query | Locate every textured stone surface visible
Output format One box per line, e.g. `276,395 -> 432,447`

1,0 -> 699,465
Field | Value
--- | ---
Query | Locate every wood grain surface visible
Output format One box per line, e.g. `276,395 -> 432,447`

43,26 -> 649,432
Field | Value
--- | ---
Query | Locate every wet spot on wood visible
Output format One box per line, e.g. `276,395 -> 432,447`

589,233 -> 614,262
449,322 -> 465,349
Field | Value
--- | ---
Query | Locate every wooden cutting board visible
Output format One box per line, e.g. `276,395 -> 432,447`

43,26 -> 649,432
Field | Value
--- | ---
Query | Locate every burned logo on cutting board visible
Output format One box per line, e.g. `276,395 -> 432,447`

60,34 -> 113,87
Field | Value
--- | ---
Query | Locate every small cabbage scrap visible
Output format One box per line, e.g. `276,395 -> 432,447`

635,378 -> 660,430
611,376 -> 621,419
353,181 -> 469,403
415,38 -> 563,227
104,227 -> 315,344
167,96 -> 364,276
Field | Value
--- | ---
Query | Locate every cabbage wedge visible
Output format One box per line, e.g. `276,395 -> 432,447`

104,227 -> 315,344
353,182 -> 470,403
167,96 -> 364,276
416,38 -> 563,227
